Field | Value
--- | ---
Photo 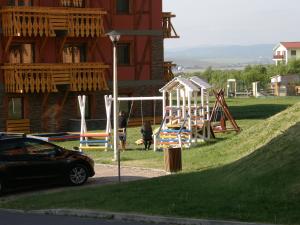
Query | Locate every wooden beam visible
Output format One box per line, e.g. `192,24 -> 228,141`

4,36 -> 13,54
39,37 -> 49,62
58,36 -> 68,60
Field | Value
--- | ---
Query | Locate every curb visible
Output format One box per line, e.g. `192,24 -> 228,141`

1,208 -> 275,225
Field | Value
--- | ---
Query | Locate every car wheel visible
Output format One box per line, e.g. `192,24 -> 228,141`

68,164 -> 88,186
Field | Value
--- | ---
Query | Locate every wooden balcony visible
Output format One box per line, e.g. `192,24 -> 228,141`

2,63 -> 109,94
163,12 -> 179,39
1,6 -> 106,37
164,61 -> 176,82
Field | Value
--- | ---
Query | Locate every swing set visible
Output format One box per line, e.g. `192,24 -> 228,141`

105,96 -> 163,127
78,94 -> 164,152
210,89 -> 240,133
78,95 -> 112,151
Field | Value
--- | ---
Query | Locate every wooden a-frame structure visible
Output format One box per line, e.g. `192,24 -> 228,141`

210,89 -> 240,133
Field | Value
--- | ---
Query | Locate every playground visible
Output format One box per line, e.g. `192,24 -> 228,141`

55,96 -> 299,170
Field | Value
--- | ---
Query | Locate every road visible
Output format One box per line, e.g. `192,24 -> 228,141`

0,210 -> 158,225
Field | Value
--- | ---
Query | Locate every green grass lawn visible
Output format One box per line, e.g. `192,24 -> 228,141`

2,97 -> 300,224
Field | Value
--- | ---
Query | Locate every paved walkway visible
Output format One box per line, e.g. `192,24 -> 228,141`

89,164 -> 167,186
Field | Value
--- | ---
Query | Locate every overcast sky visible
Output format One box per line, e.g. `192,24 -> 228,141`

163,0 -> 300,49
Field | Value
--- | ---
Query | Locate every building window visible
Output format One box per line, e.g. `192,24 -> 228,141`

8,0 -> 32,6
291,50 -> 297,56
63,45 -> 86,63
60,0 -> 85,7
8,98 -> 24,120
117,43 -> 131,65
9,44 -> 35,63
116,0 -> 130,14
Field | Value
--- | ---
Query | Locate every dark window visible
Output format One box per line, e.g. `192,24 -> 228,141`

8,0 -> 32,6
117,43 -> 131,65
24,140 -> 57,156
8,98 -> 23,120
291,50 -> 297,56
116,0 -> 130,14
63,45 -> 87,63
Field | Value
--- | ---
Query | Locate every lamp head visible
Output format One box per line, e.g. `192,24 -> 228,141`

107,31 -> 121,43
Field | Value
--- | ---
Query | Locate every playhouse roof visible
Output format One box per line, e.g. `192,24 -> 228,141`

159,77 -> 200,92
190,76 -> 212,89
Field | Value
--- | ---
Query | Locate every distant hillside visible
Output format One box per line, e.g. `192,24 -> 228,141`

165,44 -> 275,69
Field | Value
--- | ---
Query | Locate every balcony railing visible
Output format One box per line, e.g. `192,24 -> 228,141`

163,12 -> 179,39
2,63 -> 109,94
164,61 -> 176,82
273,55 -> 285,60
1,6 -> 106,37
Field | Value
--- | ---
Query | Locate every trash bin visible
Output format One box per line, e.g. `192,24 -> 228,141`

164,147 -> 182,173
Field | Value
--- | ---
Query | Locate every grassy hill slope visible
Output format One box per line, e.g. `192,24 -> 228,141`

2,102 -> 300,224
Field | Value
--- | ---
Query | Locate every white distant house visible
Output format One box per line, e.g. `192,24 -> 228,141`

273,42 -> 300,65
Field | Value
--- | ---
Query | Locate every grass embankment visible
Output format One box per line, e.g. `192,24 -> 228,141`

2,101 -> 300,224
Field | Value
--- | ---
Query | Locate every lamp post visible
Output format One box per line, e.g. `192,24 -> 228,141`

107,31 -> 121,182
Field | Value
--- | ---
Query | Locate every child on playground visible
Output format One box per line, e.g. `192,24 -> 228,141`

119,111 -> 127,150
140,120 -> 153,150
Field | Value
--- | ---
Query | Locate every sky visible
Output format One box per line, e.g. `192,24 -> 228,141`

163,0 -> 300,49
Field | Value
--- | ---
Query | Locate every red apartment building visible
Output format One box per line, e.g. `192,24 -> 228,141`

0,0 -> 178,133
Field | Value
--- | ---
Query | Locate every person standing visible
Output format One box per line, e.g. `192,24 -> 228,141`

118,111 -> 127,151
140,121 -> 153,150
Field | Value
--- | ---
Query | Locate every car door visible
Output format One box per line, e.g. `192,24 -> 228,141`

0,139 -> 32,185
23,139 -> 66,179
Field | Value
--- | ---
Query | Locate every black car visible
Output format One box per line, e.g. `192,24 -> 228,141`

0,134 -> 95,194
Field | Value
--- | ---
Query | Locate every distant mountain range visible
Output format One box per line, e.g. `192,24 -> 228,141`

165,44 -> 275,70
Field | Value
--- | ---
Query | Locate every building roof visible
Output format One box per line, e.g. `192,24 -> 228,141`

280,42 -> 300,49
159,77 -> 200,92
189,76 -> 212,89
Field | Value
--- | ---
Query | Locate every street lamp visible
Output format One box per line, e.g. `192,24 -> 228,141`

107,31 -> 121,182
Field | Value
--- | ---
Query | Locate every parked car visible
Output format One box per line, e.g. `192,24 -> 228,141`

0,134 -> 95,195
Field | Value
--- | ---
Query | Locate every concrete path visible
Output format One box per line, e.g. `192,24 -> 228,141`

89,164 -> 166,185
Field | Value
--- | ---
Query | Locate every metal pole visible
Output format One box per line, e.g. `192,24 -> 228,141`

112,41 -> 121,182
